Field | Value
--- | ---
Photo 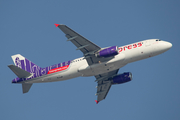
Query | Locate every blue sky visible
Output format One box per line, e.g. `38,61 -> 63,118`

1,0 -> 180,119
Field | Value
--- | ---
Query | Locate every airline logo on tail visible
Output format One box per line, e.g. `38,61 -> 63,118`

10,54 -> 72,83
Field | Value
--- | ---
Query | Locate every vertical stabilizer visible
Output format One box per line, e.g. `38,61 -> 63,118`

11,54 -> 42,78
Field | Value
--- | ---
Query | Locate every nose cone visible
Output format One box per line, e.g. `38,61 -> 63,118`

163,42 -> 172,52
153,41 -> 172,56
166,42 -> 172,50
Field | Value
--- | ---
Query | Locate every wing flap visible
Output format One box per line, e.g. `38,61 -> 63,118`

95,69 -> 119,103
96,81 -> 111,102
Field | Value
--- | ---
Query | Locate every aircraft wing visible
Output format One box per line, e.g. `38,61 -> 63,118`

95,69 -> 119,103
55,24 -> 106,65
56,24 -> 101,54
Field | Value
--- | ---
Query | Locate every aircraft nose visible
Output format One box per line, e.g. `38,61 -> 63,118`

154,41 -> 172,55
162,42 -> 172,51
163,42 -> 172,51
166,42 -> 172,49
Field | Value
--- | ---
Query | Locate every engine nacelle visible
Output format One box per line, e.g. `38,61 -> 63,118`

95,46 -> 118,58
112,72 -> 132,84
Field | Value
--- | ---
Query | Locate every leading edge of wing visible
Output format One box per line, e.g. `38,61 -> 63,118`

54,24 -> 101,54
55,24 -> 104,65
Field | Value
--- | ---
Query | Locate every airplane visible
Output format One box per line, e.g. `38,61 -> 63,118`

8,24 -> 172,104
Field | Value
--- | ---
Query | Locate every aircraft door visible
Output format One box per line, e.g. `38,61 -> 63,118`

141,40 -> 153,58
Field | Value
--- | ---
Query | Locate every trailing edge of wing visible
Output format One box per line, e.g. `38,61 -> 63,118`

95,69 -> 119,103
96,81 -> 111,102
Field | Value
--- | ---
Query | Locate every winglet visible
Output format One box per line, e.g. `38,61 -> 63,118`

95,100 -> 99,104
54,24 -> 60,27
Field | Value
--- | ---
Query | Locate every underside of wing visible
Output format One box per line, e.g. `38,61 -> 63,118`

95,69 -> 119,103
96,80 -> 111,103
56,24 -> 101,55
55,24 -> 113,65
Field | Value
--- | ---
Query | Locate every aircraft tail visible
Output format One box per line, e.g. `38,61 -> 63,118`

8,64 -> 33,93
9,54 -> 42,93
8,64 -> 32,78
11,54 -> 42,78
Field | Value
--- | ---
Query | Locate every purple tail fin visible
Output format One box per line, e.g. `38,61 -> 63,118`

11,54 -> 42,78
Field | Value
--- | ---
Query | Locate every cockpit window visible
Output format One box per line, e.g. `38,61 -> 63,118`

156,39 -> 161,41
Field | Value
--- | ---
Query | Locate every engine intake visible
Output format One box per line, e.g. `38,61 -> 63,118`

112,72 -> 132,84
95,46 -> 118,58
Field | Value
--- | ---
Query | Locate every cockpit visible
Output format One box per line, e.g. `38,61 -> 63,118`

156,39 -> 161,41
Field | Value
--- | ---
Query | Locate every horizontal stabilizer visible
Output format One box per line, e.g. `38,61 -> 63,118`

22,83 -> 33,93
8,64 -> 32,78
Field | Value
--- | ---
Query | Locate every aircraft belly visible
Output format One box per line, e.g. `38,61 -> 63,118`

44,69 -> 81,82
78,64 -> 94,76
78,54 -> 126,76
91,62 -> 126,76
25,73 -> 80,83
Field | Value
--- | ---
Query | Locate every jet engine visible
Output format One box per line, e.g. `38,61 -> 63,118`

95,46 -> 119,58
112,72 -> 132,84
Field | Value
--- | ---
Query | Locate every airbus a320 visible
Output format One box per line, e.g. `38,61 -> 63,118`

8,24 -> 172,104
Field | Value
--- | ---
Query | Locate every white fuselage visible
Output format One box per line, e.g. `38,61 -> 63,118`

25,39 -> 172,84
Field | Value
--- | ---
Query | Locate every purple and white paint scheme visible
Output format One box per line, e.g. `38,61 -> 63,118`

96,46 -> 118,58
8,24 -> 172,104
11,54 -> 71,83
